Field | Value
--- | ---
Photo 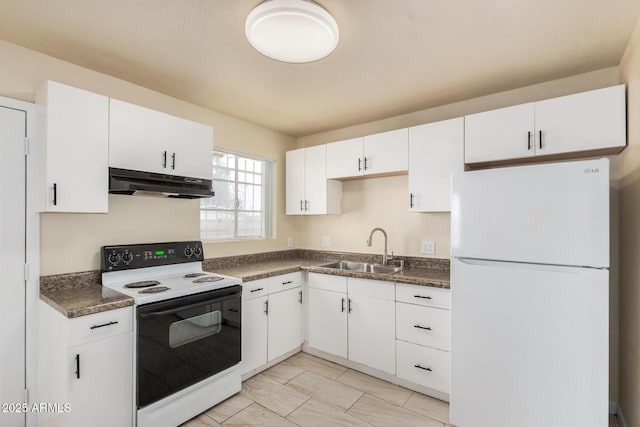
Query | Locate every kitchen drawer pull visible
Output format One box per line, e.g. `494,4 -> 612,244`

282,281 -> 293,285
358,158 -> 362,171
527,131 -> 531,150
413,295 -> 432,300
171,152 -> 176,170
75,354 -> 80,379
409,192 -> 414,208
298,290 -> 303,304
53,183 -> 57,206
250,287 -> 264,293
363,157 -> 369,171
413,324 -> 432,331
264,300 -> 269,315
90,320 -> 119,330
539,130 -> 543,149
305,200 -> 309,211
414,364 -> 432,372
228,308 -> 239,313
348,298 -> 352,313
341,298 -> 345,312
300,200 -> 304,211
162,150 -> 167,168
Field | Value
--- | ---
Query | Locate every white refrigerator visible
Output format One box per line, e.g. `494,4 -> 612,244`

450,158 -> 609,427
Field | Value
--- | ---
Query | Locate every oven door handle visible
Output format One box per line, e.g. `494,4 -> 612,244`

139,290 -> 241,318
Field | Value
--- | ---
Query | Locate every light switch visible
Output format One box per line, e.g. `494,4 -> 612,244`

421,241 -> 435,255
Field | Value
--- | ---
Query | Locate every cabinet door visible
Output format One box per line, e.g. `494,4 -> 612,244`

68,332 -> 132,427
363,128 -> 408,175
241,296 -> 268,374
109,98 -> 169,174
267,287 -> 303,361
348,294 -> 396,374
326,137 -> 364,179
408,118 -> 463,212
308,288 -> 347,358
167,115 -> 213,179
40,81 -> 109,213
534,85 -> 626,156
465,103 -> 535,164
286,148 -> 306,215
304,145 -> 328,215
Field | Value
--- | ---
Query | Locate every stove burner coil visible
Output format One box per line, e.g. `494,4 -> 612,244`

138,286 -> 170,294
192,276 -> 225,283
124,280 -> 161,289
184,273 -> 207,278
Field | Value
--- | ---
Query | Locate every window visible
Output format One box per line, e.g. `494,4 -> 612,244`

200,149 -> 274,240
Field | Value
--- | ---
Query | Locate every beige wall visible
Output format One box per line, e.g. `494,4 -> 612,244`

618,15 -> 640,427
0,40 -> 297,275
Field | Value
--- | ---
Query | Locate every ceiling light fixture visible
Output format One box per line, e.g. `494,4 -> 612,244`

245,0 -> 339,63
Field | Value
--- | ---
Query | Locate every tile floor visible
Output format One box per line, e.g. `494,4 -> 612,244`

181,352 -> 451,427
181,351 -> 624,427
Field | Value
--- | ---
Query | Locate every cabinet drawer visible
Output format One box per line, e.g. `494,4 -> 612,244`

269,272 -> 304,294
396,303 -> 450,351
348,278 -> 395,300
68,307 -> 133,347
396,340 -> 449,393
396,284 -> 450,309
308,273 -> 347,293
242,278 -> 269,300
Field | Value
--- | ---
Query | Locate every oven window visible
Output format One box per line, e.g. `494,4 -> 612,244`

169,310 -> 222,348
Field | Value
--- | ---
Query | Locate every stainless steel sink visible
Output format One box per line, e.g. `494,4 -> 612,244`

320,261 -> 402,274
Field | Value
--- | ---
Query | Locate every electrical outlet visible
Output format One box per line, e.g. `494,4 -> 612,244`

287,237 -> 293,248
322,236 -> 331,248
421,241 -> 435,255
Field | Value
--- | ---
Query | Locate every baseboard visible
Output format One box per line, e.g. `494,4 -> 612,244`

617,404 -> 628,427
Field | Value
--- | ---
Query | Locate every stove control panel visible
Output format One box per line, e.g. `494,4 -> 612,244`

101,241 -> 204,272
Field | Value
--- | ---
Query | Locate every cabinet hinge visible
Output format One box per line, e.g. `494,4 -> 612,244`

24,137 -> 30,155
24,263 -> 29,282
24,388 -> 29,404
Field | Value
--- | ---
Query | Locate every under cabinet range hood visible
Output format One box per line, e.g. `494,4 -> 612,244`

109,168 -> 214,199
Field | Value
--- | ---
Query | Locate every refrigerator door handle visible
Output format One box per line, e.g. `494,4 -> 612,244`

454,257 -> 607,273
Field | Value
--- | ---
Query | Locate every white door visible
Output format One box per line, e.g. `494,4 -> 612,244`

303,145 -> 327,215
450,258 -> 608,427
347,295 -> 396,374
109,98 -> 169,174
0,106 -> 26,427
166,115 -> 213,179
241,296 -> 268,374
267,287 -> 303,361
451,158 -> 609,267
464,103 -> 535,163
307,288 -> 347,358
326,137 -> 363,179
68,333 -> 133,427
285,149 -> 305,215
408,117 -> 464,212
534,85 -> 626,156
363,128 -> 408,175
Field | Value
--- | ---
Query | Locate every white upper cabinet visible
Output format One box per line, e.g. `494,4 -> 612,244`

36,81 -> 109,213
408,117 -> 464,212
534,85 -> 626,156
109,98 -> 213,179
465,85 -> 626,164
326,129 -> 408,179
286,145 -> 342,215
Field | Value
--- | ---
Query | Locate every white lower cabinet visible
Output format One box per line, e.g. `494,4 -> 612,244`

38,302 -> 133,427
241,273 -> 304,376
396,340 -> 450,393
307,274 -> 396,374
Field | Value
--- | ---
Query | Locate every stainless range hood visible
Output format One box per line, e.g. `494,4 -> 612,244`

109,168 -> 214,199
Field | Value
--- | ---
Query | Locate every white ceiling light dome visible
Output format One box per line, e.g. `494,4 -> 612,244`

246,0 -> 339,63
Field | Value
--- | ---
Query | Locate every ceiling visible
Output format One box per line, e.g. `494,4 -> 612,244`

0,0 -> 638,137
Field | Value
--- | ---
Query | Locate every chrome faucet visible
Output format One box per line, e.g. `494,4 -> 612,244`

366,227 -> 389,265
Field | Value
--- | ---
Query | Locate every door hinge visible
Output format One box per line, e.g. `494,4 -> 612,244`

24,263 -> 29,282
24,137 -> 30,155
24,388 -> 29,404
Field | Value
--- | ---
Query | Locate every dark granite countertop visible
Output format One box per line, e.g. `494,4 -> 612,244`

40,271 -> 133,318
204,249 -> 450,288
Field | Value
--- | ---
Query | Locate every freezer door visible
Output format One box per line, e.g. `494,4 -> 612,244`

451,158 -> 609,268
450,258 -> 608,427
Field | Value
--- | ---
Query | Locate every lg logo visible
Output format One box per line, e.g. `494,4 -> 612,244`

584,168 -> 600,174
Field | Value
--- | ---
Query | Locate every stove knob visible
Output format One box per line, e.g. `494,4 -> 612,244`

184,247 -> 193,258
108,253 -> 121,266
122,252 -> 133,264
193,247 -> 202,257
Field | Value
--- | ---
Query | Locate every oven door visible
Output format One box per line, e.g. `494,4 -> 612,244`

136,285 -> 241,408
